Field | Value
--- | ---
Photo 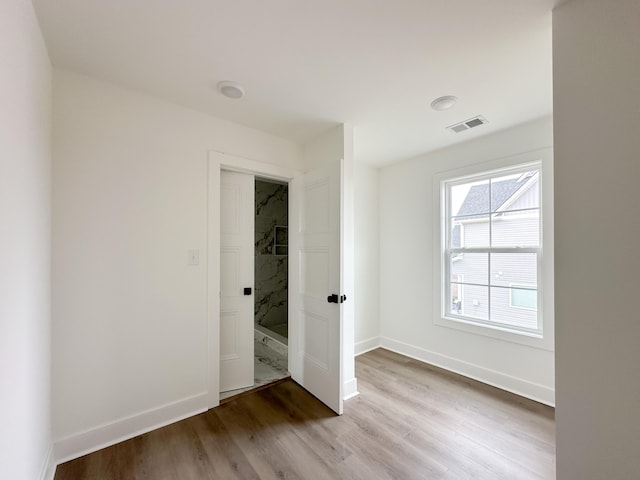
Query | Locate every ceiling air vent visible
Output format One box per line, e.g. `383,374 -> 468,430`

447,115 -> 488,133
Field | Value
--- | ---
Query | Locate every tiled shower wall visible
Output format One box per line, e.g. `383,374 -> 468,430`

255,179 -> 288,334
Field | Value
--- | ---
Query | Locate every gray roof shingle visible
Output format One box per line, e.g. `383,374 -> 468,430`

455,173 -> 534,217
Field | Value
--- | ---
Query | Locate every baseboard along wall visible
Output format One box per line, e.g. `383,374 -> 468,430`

39,444 -> 57,480
53,392 -> 209,465
355,335 -> 554,406
354,336 -> 381,356
379,336 -> 555,406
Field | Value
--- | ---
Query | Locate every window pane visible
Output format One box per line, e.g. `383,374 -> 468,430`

490,287 -> 538,330
490,253 -> 537,287
449,282 -> 463,315
491,209 -> 540,247
461,285 -> 488,321
442,163 -> 542,334
511,287 -> 537,309
451,179 -> 489,217
451,215 -> 489,248
450,252 -> 488,285
490,171 -> 539,212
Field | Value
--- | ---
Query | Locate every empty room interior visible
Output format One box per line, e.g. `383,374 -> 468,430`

2,0 -> 639,479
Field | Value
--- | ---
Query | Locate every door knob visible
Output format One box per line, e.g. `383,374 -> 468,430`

244,287 -> 252,295
327,294 -> 346,304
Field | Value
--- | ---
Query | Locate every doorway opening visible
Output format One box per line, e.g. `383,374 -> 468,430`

255,178 -> 288,342
220,176 -> 290,401
253,178 -> 290,387
211,150 -> 349,413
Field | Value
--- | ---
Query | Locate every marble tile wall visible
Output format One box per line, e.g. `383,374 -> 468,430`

255,180 -> 288,336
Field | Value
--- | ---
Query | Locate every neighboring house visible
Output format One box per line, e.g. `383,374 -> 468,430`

450,171 -> 539,330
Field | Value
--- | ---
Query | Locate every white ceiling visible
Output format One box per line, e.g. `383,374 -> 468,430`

32,0 -> 553,166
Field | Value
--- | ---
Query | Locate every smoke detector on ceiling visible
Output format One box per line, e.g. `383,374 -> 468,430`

446,115 -> 489,133
430,95 -> 458,111
217,81 -> 245,99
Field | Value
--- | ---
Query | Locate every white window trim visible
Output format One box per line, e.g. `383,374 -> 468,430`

432,148 -> 554,351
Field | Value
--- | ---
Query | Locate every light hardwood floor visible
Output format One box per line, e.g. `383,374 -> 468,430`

55,348 -> 555,479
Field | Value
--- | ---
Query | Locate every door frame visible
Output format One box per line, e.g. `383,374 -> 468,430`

207,151 -> 301,408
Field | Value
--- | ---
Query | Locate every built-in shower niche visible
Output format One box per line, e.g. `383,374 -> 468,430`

255,179 -> 288,344
274,225 -> 288,256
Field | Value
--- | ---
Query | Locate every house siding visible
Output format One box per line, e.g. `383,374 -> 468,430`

507,182 -> 539,210
450,177 -> 539,330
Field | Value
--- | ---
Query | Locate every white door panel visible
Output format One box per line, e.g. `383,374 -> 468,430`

220,171 -> 254,393
290,159 -> 343,414
220,310 -> 240,361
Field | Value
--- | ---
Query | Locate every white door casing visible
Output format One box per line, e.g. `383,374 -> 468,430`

207,149 -> 353,411
289,158 -> 344,414
219,170 -> 254,393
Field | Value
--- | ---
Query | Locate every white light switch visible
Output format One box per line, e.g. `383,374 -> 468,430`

188,249 -> 199,265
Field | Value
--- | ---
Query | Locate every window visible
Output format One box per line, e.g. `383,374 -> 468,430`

441,162 -> 542,335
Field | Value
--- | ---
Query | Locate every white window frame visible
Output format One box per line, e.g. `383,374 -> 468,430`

432,149 -> 554,351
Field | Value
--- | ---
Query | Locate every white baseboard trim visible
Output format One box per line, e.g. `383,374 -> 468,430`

39,443 -> 56,480
354,336 -> 380,356
379,337 -> 555,406
343,377 -> 359,401
54,392 -> 209,464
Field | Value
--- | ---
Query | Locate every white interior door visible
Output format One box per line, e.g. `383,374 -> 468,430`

290,159 -> 344,414
220,170 -> 254,393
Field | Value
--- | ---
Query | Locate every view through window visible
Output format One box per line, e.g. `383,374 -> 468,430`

443,163 -> 542,334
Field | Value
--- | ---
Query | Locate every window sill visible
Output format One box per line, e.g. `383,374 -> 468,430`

435,314 -> 552,351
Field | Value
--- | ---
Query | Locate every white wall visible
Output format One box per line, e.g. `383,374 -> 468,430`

301,125 -> 348,173
379,116 -> 555,404
553,0 -> 640,478
52,69 -> 300,459
0,1 -> 53,479
354,163 -> 380,354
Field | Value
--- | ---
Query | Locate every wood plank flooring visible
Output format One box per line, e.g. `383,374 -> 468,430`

55,348 -> 555,479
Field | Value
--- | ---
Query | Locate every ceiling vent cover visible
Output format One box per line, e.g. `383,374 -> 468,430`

447,115 -> 488,133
